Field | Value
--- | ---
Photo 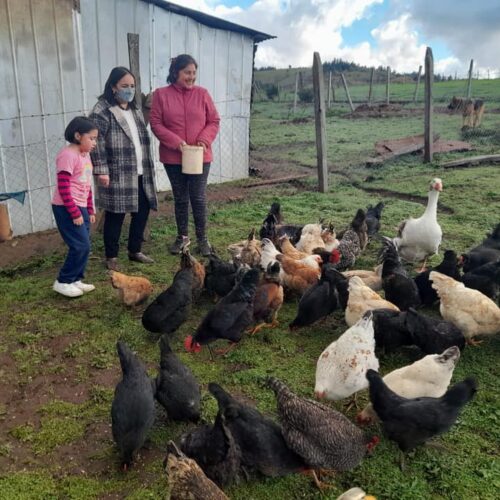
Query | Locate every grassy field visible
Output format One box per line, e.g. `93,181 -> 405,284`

1,90 -> 499,499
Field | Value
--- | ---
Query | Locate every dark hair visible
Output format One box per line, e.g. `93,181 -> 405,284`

167,54 -> 198,84
64,116 -> 97,144
100,66 -> 137,108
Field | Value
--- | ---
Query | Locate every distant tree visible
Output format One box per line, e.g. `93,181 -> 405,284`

265,84 -> 279,100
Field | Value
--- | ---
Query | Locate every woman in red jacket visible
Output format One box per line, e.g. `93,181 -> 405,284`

150,54 -> 220,256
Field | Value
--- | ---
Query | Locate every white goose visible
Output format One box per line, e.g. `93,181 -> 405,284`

393,178 -> 443,263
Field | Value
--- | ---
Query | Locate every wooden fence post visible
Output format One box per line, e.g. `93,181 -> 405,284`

327,71 -> 332,109
424,47 -> 433,163
466,59 -> 473,98
127,33 -> 142,108
340,73 -> 354,112
386,66 -> 390,104
413,65 -> 422,103
312,52 -> 328,193
368,67 -> 374,105
293,72 -> 299,113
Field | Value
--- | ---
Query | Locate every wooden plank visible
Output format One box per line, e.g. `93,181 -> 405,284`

424,47 -> 433,163
242,174 -> 310,188
466,59 -> 474,98
312,52 -> 328,193
441,154 -> 500,168
368,67 -> 374,104
293,72 -> 299,113
375,133 -> 439,156
127,33 -> 142,108
386,66 -> 390,104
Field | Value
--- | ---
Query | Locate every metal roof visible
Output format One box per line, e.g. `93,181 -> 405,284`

141,0 -> 275,43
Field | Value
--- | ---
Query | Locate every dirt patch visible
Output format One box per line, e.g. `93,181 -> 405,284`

347,103 -> 424,119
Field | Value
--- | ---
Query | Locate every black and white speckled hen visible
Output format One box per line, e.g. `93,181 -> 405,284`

414,250 -> 462,306
380,237 -> 420,311
267,377 -> 378,487
289,265 -> 347,329
155,335 -> 200,422
366,369 -> 476,452
141,267 -> 193,337
334,209 -> 368,271
111,341 -> 155,471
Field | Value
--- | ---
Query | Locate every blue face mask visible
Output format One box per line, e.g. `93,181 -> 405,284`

115,87 -> 135,103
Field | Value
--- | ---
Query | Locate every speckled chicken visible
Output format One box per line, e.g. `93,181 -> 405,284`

180,242 -> 205,298
111,341 -> 155,470
430,271 -> 500,344
334,209 -> 368,270
268,377 -> 378,487
289,265 -> 347,329
345,276 -> 399,327
315,312 -> 379,401
155,335 -> 200,422
164,440 -> 229,500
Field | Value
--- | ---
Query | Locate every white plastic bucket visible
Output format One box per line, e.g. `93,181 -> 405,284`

181,145 -> 204,175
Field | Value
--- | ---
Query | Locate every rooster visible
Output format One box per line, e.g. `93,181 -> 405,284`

268,377 -> 378,489
185,268 -> 260,357
393,178 -> 443,265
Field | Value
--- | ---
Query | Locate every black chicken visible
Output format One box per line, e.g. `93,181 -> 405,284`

111,341 -> 156,470
141,268 -> 193,337
180,411 -> 243,487
259,202 -> 303,245
206,383 -> 305,478
372,309 -> 411,352
204,254 -> 240,300
268,377 -> 378,488
380,237 -> 420,311
461,223 -> 500,272
185,268 -> 260,356
462,260 -> 500,301
414,250 -> 462,306
366,369 -> 476,452
155,335 -> 200,422
404,308 -> 466,353
366,202 -> 385,237
289,264 -> 346,329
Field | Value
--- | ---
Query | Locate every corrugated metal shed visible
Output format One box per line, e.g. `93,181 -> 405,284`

0,0 -> 273,237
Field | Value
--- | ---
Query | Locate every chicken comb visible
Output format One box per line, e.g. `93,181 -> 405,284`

184,335 -> 194,352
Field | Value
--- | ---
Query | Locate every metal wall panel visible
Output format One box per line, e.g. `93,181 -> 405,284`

0,0 -> 255,236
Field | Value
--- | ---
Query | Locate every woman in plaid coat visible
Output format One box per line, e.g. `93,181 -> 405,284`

90,67 -> 158,270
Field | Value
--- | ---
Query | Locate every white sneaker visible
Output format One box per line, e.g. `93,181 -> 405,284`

73,281 -> 95,293
53,280 -> 84,298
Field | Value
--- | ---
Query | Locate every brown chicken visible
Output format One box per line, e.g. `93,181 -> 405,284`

276,253 -> 321,295
240,228 -> 262,267
164,441 -> 229,500
343,265 -> 383,291
279,234 -> 309,260
180,242 -> 205,298
251,262 -> 284,334
109,270 -> 153,307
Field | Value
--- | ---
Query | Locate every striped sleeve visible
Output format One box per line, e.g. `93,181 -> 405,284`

86,188 -> 94,215
57,171 -> 81,219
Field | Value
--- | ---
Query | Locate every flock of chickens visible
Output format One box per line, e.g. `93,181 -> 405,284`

109,177 -> 500,499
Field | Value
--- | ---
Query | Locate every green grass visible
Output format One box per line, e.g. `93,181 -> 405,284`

0,98 -> 499,499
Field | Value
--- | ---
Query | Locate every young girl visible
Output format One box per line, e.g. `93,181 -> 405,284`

51,116 -> 98,297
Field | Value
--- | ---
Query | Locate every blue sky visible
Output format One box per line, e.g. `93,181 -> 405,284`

187,0 -> 500,77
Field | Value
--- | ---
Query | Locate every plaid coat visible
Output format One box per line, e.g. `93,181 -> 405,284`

89,99 -> 158,213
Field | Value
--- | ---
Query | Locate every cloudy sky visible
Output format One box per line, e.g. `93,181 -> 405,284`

177,0 -> 500,77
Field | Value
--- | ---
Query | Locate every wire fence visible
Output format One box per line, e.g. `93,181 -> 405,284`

0,112 -> 250,238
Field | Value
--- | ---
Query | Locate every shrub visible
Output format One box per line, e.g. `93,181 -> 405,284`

298,88 -> 314,103
265,84 -> 279,100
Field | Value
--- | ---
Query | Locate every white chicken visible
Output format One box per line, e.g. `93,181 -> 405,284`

295,223 -> 325,254
315,312 -> 379,402
393,178 -> 443,263
357,345 -> 460,423
321,225 -> 339,252
345,276 -> 399,327
260,237 -> 282,271
430,271 -> 500,345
